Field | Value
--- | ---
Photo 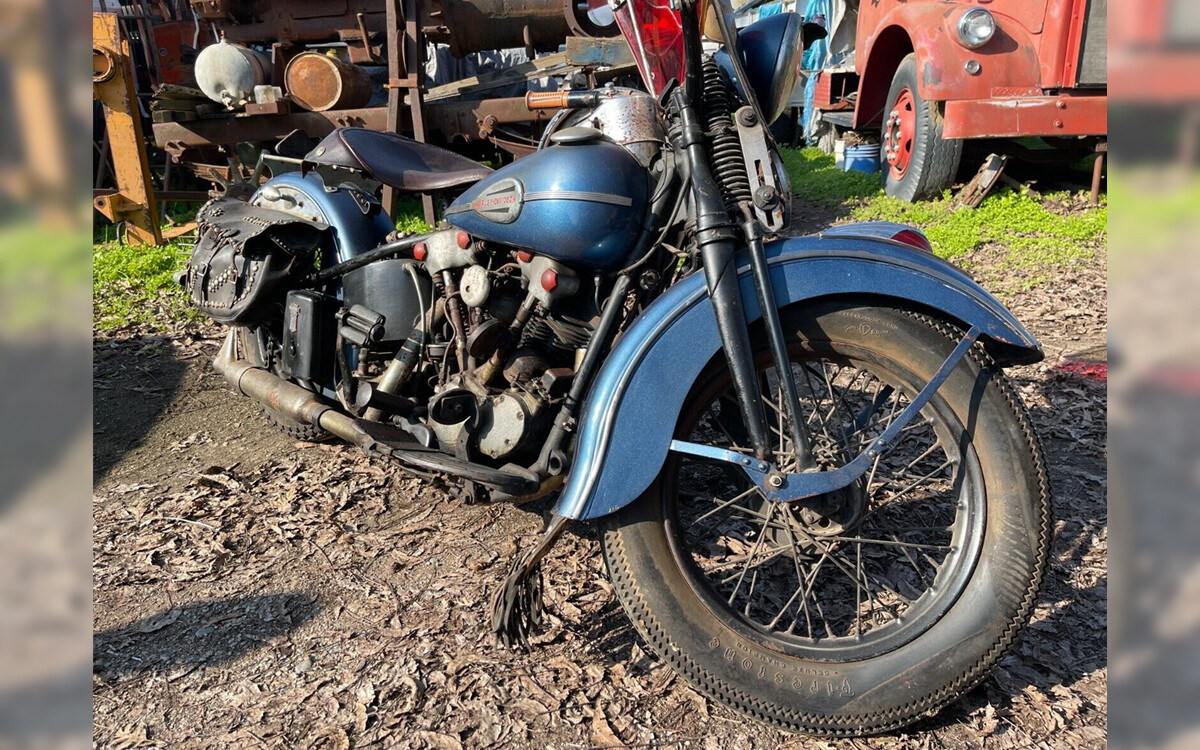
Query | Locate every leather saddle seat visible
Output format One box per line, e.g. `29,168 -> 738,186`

303,127 -> 492,193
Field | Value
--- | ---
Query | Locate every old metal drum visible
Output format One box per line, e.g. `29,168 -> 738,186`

284,52 -> 373,112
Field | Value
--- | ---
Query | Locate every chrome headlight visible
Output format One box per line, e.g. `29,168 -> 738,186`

957,8 -> 996,49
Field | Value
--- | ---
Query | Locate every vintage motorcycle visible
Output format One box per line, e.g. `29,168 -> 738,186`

185,0 -> 1051,735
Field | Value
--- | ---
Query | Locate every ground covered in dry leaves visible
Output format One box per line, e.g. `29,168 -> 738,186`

93,223 -> 1107,749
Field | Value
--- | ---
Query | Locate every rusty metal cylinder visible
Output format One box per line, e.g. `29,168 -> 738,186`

425,0 -> 574,56
284,51 -> 373,112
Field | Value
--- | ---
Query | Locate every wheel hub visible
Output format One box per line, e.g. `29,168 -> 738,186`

792,479 -> 868,538
763,478 -> 868,559
884,88 -> 916,180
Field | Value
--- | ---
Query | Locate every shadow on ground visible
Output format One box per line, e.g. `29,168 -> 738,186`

93,592 -> 321,680
0,340 -> 91,515
93,334 -> 190,485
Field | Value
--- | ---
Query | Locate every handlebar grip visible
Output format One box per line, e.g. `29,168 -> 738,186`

525,90 -> 603,111
525,91 -> 571,110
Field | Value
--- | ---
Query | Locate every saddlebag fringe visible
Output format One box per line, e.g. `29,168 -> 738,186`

492,514 -> 572,649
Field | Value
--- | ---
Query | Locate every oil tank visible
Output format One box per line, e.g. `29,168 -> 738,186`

445,134 -> 648,269
195,39 -> 272,110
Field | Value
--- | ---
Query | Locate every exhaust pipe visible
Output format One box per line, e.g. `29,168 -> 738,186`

212,330 -> 368,448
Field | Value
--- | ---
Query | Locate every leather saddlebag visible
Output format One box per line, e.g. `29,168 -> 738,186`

185,198 -> 329,325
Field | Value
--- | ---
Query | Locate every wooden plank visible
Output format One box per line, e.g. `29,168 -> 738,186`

425,52 -> 573,102
954,153 -> 1008,209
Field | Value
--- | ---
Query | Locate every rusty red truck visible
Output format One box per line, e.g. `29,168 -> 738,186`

804,0 -> 1107,200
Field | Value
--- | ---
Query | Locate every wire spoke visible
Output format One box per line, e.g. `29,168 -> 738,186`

674,346 -> 972,652
688,486 -> 760,528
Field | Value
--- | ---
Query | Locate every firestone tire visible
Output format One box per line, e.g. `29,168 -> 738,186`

599,303 -> 1051,735
881,55 -> 963,202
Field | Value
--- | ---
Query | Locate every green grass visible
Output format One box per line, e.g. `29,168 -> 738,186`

780,147 -> 1107,273
393,196 -> 433,235
93,239 -> 200,332
1,219 -> 92,334
1107,170 -> 1200,259
780,147 -> 881,203
93,195 -> 431,333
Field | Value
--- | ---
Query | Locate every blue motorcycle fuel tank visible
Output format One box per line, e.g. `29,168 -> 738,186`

445,135 -> 649,270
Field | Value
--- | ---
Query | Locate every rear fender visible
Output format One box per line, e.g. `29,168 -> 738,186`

252,171 -> 394,264
551,224 -> 1041,521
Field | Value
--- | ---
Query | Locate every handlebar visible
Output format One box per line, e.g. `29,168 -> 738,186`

524,90 -> 603,111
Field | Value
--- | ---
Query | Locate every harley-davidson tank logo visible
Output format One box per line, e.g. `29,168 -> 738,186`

470,178 -> 523,224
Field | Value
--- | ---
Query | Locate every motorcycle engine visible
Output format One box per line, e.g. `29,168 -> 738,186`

423,255 -> 594,464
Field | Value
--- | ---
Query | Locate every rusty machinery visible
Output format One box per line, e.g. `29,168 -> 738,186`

94,12 -> 200,245
93,0 -> 629,241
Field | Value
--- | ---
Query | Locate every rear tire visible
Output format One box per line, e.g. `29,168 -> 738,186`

600,303 -> 1050,735
234,326 -> 331,442
882,55 -> 962,201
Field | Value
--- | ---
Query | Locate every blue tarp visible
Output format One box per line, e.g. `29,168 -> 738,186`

800,0 -> 831,143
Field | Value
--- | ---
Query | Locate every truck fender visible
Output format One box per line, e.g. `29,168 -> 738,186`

550,223 -> 1041,521
854,4 -> 1043,129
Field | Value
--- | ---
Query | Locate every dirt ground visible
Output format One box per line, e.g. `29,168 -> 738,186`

93,224 -> 1107,749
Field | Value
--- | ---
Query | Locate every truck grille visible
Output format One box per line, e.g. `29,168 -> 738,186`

1077,0 -> 1106,88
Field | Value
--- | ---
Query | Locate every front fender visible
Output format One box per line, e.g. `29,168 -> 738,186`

550,225 -> 1040,521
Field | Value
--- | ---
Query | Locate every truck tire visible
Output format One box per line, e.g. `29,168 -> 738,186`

882,54 -> 962,201
600,302 -> 1051,735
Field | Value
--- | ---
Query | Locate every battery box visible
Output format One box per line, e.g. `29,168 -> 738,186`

282,290 -> 337,384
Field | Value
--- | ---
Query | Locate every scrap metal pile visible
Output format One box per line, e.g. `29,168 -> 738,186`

93,0 -> 636,240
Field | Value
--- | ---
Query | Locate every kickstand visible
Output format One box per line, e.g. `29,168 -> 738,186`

491,513 -> 572,649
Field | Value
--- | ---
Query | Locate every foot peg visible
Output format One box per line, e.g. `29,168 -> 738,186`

492,514 -> 571,648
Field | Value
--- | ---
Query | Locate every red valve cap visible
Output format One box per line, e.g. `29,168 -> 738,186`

540,268 -> 558,291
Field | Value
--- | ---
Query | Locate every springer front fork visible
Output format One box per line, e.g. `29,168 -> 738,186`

672,0 -> 812,468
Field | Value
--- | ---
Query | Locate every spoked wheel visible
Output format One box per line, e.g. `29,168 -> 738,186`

600,302 -> 1050,735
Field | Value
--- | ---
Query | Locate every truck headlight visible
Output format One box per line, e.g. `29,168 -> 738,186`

957,8 -> 996,49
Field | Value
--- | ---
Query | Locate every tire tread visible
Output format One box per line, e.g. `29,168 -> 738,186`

600,310 -> 1052,735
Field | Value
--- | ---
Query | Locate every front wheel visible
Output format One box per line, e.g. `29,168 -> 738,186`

600,303 -> 1050,735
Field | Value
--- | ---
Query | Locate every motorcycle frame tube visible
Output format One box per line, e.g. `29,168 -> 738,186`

549,225 -> 1042,521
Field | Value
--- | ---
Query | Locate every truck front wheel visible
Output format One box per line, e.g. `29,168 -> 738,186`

882,54 -> 962,201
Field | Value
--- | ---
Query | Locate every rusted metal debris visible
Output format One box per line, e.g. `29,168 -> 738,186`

954,153 -> 1008,210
